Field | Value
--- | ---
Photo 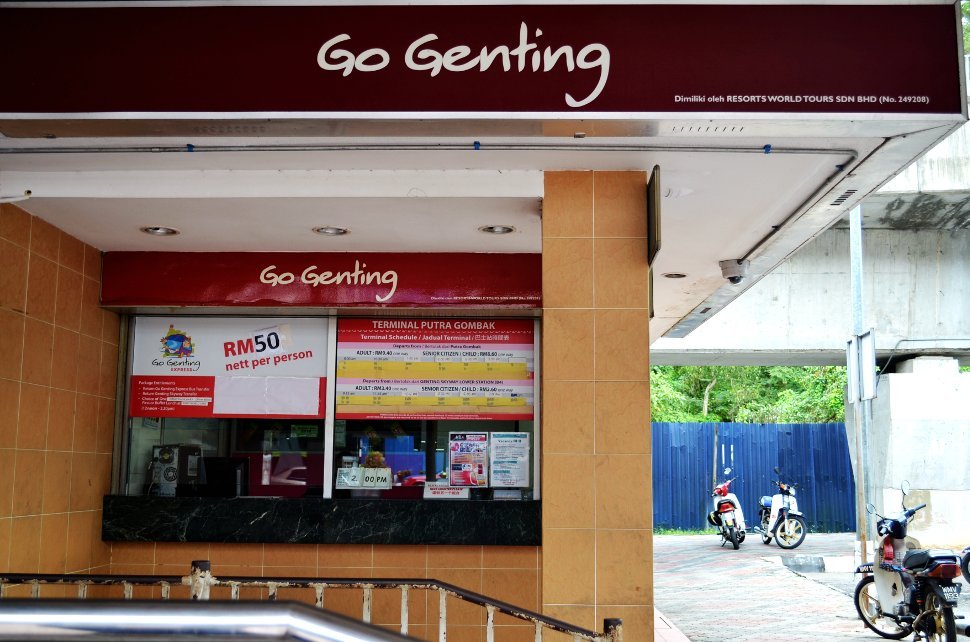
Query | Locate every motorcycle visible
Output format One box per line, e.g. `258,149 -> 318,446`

854,482 -> 962,642
756,467 -> 807,549
962,545 -> 970,585
707,467 -> 746,550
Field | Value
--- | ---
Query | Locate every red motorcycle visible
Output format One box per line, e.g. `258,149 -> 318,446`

707,468 -> 747,550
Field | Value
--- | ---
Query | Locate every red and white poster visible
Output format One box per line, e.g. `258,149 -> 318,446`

335,318 -> 535,421
130,317 -> 328,418
448,433 -> 489,487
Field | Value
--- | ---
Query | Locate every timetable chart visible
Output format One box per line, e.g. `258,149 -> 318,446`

335,319 -> 535,420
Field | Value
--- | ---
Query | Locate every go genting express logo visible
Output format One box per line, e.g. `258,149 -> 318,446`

259,260 -> 399,303
317,22 -> 611,108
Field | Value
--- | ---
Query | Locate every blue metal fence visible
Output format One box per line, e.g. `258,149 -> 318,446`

652,422 -> 856,533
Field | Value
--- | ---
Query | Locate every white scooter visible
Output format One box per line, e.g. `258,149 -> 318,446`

756,467 -> 807,549
707,467 -> 747,550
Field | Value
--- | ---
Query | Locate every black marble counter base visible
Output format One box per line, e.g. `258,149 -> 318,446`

102,496 -> 541,546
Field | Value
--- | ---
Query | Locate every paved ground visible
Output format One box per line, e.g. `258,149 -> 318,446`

654,533 -> 968,642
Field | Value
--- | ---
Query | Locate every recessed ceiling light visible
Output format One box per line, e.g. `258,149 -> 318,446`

140,226 -> 179,236
662,272 -> 687,279
479,225 -> 516,235
313,226 -> 349,236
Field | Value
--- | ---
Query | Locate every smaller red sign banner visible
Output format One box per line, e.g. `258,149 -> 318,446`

102,252 -> 541,309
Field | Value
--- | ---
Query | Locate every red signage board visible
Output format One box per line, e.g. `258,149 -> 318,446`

1,4 -> 962,116
101,252 -> 541,308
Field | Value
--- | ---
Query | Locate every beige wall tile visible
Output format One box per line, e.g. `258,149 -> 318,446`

83,245 -> 101,281
55,266 -> 83,331
110,542 -> 157,566
80,277 -> 103,339
102,309 -> 121,344
29,217 -> 60,262
541,381 -> 594,454
374,544 -> 427,569
58,231 -> 85,273
51,327 -> 80,390
47,389 -> 76,452
41,450 -> 73,514
427,545 -> 482,570
39,512 -> 70,573
0,450 -> 14,517
592,172 -> 647,238
75,343 -> 102,396
594,309 -> 650,382
96,396 -> 116,454
594,381 -> 650,454
541,529 -> 595,605
542,454 -> 595,529
594,530 -> 650,606
0,204 -> 31,247
541,310 -> 594,381
0,309 -> 25,380
482,546 -> 538,569
13,449 -> 47,516
318,543 -> 372,568
543,172 -> 593,239
207,543 -> 263,568
99,341 -> 120,397
154,542 -> 212,568
483,568 -> 539,611
74,393 -> 99,452
0,379 -> 19,449
262,543 -> 317,568
542,237 -> 593,309
540,605 -> 595,633
66,511 -> 97,571
25,254 -> 57,323
593,238 -> 650,309
0,239 -> 28,312
17,383 -> 50,450
69,452 -> 104,511
22,317 -> 53,387
595,605 -> 652,642
10,515 -> 42,572
594,455 -> 651,530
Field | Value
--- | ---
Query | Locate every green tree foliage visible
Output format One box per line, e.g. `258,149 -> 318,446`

650,365 -> 847,423
963,2 -> 970,52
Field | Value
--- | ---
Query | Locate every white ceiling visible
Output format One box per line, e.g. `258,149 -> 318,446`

0,118 -> 963,336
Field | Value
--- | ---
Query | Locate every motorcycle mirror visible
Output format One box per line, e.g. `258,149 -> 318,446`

865,503 -> 876,515
723,467 -> 732,475
773,466 -> 781,474
900,480 -> 911,495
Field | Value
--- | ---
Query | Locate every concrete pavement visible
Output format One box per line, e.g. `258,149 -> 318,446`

654,532 -> 968,642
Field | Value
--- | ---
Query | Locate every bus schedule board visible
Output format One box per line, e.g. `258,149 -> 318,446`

130,317 -> 329,419
335,319 -> 535,421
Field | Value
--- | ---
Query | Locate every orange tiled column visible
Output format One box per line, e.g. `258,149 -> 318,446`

541,171 -> 653,640
0,204 -> 117,580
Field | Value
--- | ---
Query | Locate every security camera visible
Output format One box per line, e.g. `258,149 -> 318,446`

719,259 -> 749,285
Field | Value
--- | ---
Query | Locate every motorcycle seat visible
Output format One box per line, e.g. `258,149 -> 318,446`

903,549 -> 960,571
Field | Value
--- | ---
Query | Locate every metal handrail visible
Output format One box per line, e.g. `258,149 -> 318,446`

0,561 -> 623,642
0,599 -> 415,641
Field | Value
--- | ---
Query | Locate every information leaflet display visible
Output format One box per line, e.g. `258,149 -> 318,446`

335,319 -> 535,420
448,432 -> 489,487
489,433 -> 530,488
130,317 -> 328,418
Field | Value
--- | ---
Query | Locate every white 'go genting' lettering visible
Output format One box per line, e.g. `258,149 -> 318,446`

317,22 -> 611,108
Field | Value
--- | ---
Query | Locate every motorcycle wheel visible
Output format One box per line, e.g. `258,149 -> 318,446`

961,550 -> 970,585
854,576 -> 912,639
775,515 -> 807,549
760,516 -> 772,544
727,525 -> 739,550
920,591 -> 955,642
